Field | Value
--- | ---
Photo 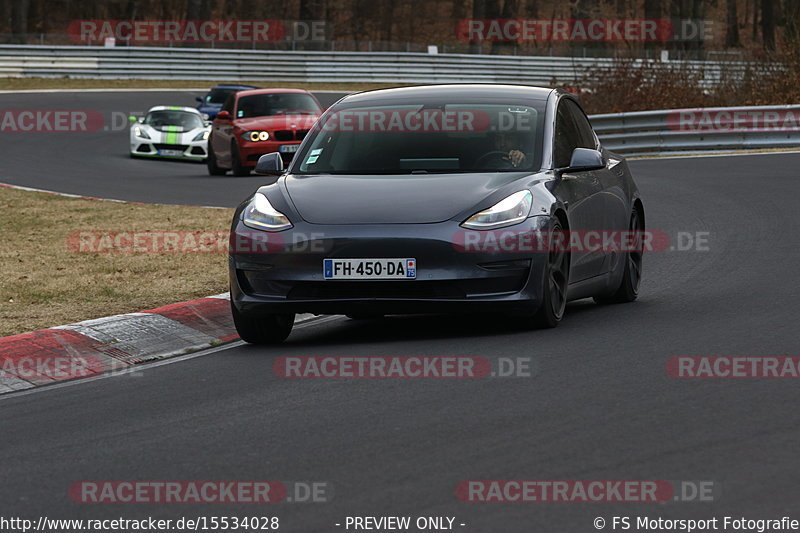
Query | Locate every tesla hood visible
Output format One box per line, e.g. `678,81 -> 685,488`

284,172 -> 528,224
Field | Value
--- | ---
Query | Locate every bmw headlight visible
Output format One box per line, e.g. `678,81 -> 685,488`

243,131 -> 270,142
461,190 -> 532,230
241,193 -> 292,232
193,130 -> 210,141
134,126 -> 150,139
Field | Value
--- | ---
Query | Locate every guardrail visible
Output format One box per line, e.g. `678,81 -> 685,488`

0,44 -> 736,86
0,45 -> 793,156
591,105 -> 800,155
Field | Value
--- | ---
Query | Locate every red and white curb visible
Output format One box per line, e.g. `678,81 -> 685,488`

0,294 -> 314,394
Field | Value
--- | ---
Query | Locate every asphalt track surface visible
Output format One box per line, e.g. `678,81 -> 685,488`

2,91 -> 800,531
0,90 -> 347,206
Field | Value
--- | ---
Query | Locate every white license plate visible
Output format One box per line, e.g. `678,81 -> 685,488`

323,258 -> 416,280
279,144 -> 300,153
159,149 -> 184,157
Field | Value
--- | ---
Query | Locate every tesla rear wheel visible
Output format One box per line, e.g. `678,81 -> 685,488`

231,141 -> 250,176
231,301 -> 294,344
594,207 -> 643,304
531,219 -> 569,328
206,142 -> 226,175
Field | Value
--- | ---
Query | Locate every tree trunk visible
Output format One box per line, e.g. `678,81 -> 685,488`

785,0 -> 800,45
492,0 -> 519,55
469,0 -> 486,54
725,0 -> 741,47
11,0 -> 28,43
186,0 -> 212,20
761,0 -> 775,51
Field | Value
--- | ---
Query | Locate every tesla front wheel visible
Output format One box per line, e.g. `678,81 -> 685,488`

531,218 -> 570,328
231,301 -> 294,344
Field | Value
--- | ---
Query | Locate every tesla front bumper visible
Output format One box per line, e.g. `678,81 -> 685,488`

229,215 -> 552,316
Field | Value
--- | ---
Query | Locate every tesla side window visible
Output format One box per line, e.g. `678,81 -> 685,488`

563,99 -> 597,150
294,103 -> 545,174
554,103 -> 580,168
235,94 -> 321,119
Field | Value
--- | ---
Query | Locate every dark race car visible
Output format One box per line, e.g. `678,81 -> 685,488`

228,85 -> 645,343
196,84 -> 259,119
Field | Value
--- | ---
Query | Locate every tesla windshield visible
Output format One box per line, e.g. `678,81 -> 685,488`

295,103 -> 544,174
236,93 -> 321,118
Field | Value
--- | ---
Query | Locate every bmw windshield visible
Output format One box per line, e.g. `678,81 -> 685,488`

236,94 -> 321,119
293,101 -> 546,174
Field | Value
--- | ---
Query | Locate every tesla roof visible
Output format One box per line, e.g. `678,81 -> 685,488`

340,84 -> 555,105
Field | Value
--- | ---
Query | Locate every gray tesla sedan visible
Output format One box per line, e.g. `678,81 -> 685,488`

228,85 -> 644,344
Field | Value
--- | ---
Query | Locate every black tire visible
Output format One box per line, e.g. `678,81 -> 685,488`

206,140 -> 226,176
594,207 -> 643,305
230,141 -> 250,176
231,301 -> 294,344
530,218 -> 570,328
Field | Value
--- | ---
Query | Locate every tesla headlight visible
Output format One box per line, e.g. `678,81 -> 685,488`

134,126 -> 150,139
242,131 -> 270,142
461,190 -> 532,230
193,130 -> 210,141
241,193 -> 292,232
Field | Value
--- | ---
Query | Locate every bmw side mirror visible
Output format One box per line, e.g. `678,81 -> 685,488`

216,110 -> 231,120
563,148 -> 606,172
255,152 -> 284,176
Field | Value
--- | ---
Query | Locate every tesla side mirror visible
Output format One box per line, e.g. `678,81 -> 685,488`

255,152 -> 284,176
564,148 -> 605,172
216,110 -> 231,120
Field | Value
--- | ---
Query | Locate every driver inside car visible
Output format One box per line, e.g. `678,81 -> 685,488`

476,130 -> 531,169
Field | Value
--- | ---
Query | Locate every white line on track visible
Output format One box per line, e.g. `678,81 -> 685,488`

0,181 -> 230,208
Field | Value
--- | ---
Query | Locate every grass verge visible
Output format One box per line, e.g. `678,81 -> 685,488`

0,186 -> 233,337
